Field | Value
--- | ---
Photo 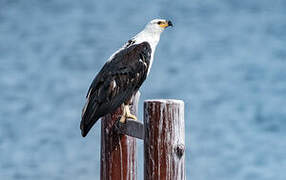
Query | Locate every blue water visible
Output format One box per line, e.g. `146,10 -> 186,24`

1,0 -> 286,179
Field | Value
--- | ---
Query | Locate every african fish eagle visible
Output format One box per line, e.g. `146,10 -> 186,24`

80,19 -> 173,137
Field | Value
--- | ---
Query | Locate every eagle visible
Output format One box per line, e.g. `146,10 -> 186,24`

80,19 -> 173,137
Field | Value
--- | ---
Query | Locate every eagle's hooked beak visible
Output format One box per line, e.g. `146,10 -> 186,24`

167,20 -> 173,27
159,20 -> 173,28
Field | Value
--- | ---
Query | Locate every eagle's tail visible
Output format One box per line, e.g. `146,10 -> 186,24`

80,100 -> 100,137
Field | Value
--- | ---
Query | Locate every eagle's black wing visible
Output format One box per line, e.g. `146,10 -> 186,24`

80,42 -> 151,137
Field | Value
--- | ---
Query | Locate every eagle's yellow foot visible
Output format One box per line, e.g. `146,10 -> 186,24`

119,104 -> 137,123
126,113 -> 137,121
125,105 -> 137,120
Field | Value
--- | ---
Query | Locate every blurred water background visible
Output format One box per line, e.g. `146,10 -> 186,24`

1,0 -> 286,179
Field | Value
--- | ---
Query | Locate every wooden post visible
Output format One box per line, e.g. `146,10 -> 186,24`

100,93 -> 140,180
144,99 -> 185,180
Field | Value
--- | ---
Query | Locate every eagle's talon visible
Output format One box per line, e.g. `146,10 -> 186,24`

126,113 -> 137,121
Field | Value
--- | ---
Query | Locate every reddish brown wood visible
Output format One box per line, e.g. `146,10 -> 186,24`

144,99 -> 185,180
100,93 -> 140,180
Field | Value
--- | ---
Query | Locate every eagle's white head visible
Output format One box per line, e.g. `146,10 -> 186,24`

144,19 -> 173,34
133,19 -> 173,50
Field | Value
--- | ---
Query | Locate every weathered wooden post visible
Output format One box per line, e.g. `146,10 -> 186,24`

144,99 -> 185,180
100,93 -> 140,180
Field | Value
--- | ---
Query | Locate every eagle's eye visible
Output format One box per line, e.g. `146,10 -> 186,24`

157,21 -> 163,25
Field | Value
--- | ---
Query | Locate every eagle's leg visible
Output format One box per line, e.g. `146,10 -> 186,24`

119,104 -> 137,123
119,104 -> 127,123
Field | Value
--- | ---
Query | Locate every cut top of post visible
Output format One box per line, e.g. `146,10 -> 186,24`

144,99 -> 184,105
